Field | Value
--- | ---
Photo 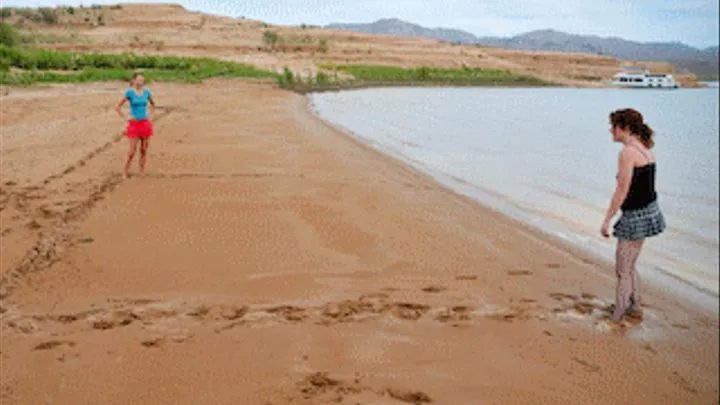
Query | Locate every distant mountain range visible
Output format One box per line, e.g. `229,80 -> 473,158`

326,18 -> 480,44
325,19 -> 719,80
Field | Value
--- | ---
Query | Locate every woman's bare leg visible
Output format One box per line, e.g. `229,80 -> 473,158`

611,239 -> 645,322
139,138 -> 149,177
124,138 -> 139,178
629,239 -> 645,314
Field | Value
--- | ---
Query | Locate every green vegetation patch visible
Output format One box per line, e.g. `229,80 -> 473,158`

0,42 -> 276,85
328,64 -> 551,86
275,63 -> 555,94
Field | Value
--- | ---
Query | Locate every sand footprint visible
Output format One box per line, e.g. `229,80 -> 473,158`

434,305 -> 473,323
266,305 -> 308,322
321,301 -> 368,323
671,371 -> 698,394
391,303 -> 430,321
487,307 -> 530,322
33,340 -> 76,351
292,372 -> 432,404
507,270 -> 533,276
548,292 -> 652,330
90,310 -> 138,330
187,304 -> 247,322
421,285 -> 447,293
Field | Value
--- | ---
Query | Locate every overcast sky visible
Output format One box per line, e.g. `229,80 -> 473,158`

8,0 -> 719,48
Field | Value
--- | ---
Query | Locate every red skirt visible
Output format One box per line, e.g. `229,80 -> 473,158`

127,119 -> 153,139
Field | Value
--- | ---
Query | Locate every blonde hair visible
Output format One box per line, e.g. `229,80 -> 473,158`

130,71 -> 144,86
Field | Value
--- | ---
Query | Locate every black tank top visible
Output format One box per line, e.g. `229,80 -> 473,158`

621,146 -> 658,210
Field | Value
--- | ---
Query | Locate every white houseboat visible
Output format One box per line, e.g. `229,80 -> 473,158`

611,70 -> 680,89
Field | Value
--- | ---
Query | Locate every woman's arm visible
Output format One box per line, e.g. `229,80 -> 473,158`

115,96 -> 128,119
602,148 -> 634,231
148,95 -> 156,119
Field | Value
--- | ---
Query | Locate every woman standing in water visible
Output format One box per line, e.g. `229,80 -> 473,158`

116,72 -> 156,178
601,108 -> 666,323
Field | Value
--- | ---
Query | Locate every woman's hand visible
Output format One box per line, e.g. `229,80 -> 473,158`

601,218 -> 611,238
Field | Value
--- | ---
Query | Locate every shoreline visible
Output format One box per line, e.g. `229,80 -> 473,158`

290,80 -> 712,94
303,91 -> 720,318
1,75 -> 711,93
0,79 -> 717,404
279,79 -> 564,94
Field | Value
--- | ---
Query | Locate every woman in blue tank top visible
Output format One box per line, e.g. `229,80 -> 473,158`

601,108 -> 666,324
115,72 -> 156,178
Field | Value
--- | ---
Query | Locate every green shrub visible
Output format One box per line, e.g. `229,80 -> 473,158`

38,8 -> 58,24
0,56 -> 11,72
0,22 -> 17,47
318,38 -> 328,52
263,30 -> 279,48
315,71 -> 329,85
15,9 -> 36,21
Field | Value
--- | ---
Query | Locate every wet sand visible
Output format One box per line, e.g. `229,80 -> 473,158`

0,79 -> 717,404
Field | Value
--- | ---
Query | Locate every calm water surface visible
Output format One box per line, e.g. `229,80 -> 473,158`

309,86 -> 719,312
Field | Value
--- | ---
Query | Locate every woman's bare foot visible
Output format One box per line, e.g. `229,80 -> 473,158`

625,307 -> 644,324
606,318 -> 627,331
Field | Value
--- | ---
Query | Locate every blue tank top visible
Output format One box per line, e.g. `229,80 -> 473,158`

125,88 -> 151,120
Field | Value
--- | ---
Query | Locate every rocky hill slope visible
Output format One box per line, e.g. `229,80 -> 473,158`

0,4 -> 704,87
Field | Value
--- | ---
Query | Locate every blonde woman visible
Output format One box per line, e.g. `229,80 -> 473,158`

115,72 -> 156,178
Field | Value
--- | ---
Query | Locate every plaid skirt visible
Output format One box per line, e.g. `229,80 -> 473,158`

613,200 -> 666,240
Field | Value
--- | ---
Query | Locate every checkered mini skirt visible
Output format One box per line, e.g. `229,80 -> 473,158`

613,200 -> 666,240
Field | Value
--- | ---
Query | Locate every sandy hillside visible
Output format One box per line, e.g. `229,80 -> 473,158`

0,79 -> 717,404
2,3 -> 702,87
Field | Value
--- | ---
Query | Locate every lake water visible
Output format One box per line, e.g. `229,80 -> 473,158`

309,86 -> 719,313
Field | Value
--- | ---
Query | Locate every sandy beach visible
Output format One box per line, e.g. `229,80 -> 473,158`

0,79 -> 717,404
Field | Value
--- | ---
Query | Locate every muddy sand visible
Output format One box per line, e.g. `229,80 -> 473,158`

0,80 -> 717,404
